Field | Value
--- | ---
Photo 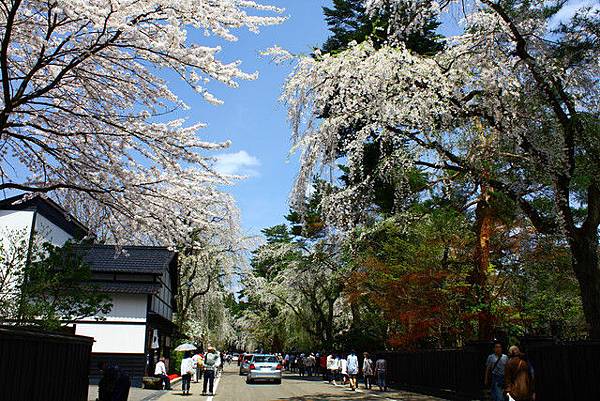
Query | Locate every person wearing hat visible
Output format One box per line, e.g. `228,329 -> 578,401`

202,345 -> 221,396
504,346 -> 535,401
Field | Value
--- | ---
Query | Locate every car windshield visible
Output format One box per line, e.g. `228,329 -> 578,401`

253,356 -> 278,363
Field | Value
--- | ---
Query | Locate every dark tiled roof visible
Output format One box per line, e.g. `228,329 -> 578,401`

89,281 -> 161,294
0,193 -> 88,239
76,245 -> 176,274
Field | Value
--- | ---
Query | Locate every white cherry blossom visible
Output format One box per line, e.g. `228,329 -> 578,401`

0,0 -> 285,245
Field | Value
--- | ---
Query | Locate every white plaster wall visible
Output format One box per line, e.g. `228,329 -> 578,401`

0,210 -> 33,304
76,323 -> 146,353
0,210 -> 34,248
35,214 -> 72,246
80,293 -> 147,323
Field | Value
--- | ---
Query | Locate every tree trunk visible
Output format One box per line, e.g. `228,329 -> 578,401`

473,183 -> 494,340
323,298 -> 335,349
571,232 -> 600,338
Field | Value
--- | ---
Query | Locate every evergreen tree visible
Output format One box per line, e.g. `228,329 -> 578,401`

322,0 -> 444,54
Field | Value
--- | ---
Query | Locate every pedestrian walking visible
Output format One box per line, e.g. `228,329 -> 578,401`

326,352 -> 338,385
154,357 -> 171,390
504,346 -> 535,401
202,345 -> 221,396
362,352 -> 374,390
97,362 -> 117,401
192,352 -> 204,383
339,354 -> 348,385
320,353 -> 328,379
180,351 -> 194,396
306,353 -> 316,377
375,355 -> 387,392
298,353 -> 306,377
97,362 -> 131,401
485,341 -> 509,401
218,352 -> 226,377
347,350 -> 359,391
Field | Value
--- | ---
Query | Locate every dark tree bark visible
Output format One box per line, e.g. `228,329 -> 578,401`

571,229 -> 600,338
472,182 -> 494,340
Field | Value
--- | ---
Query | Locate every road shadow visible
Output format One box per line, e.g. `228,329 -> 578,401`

273,393 -> 379,401
282,375 -> 327,382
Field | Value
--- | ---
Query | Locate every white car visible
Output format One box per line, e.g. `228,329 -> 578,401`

246,354 -> 283,384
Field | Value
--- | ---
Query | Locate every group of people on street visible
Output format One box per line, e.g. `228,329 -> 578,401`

280,351 -> 388,392
180,345 -> 222,396
153,345 -> 222,396
153,341 -> 533,400
485,342 -> 536,401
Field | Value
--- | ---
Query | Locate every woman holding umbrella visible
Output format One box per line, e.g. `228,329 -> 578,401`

175,343 -> 197,396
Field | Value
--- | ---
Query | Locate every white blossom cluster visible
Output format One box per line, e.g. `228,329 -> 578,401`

0,0 -> 285,245
283,0 -> 599,229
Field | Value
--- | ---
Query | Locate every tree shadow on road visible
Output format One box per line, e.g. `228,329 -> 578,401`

274,393 -> 380,401
282,375 -> 327,382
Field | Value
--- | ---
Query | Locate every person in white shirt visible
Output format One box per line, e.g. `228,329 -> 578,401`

154,357 -> 171,390
339,356 -> 348,385
347,350 -> 359,391
326,353 -> 338,385
180,352 -> 195,395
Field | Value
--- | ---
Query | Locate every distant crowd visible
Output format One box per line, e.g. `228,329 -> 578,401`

272,351 -> 388,392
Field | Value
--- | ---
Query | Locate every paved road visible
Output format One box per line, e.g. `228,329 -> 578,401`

157,364 -> 448,401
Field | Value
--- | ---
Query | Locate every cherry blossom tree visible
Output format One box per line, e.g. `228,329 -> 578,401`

0,0 -> 285,245
283,1 -> 600,336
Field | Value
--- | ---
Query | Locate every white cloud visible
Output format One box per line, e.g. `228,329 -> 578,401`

214,150 -> 261,177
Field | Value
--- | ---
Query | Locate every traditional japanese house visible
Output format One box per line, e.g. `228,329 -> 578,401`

0,194 -> 179,386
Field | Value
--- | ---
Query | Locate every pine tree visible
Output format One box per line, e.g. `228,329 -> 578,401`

322,0 -> 444,54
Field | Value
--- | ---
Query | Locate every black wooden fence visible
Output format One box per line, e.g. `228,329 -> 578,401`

0,325 -> 94,401
382,338 -> 600,401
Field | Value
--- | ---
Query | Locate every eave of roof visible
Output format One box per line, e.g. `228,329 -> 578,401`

76,244 -> 176,275
89,281 -> 162,295
0,193 -> 89,238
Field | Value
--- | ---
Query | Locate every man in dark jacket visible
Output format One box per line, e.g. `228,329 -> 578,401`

97,363 -> 131,401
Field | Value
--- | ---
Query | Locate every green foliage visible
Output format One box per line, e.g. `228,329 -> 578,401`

1,239 -> 112,330
503,236 -> 586,338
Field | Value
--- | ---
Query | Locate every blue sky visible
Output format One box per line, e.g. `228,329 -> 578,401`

166,1 -> 333,237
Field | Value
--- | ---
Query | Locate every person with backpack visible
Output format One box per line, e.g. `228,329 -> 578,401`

485,341 -> 509,401
192,352 -> 204,383
504,346 -> 535,401
362,352 -> 375,390
202,345 -> 221,396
